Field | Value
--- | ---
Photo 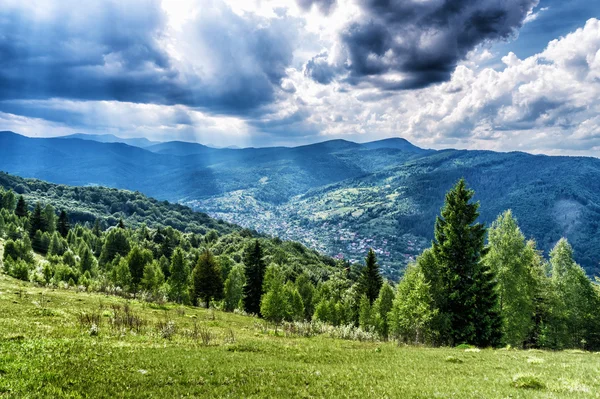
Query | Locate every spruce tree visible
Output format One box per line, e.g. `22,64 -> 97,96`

243,240 -> 266,315
358,249 -> 383,304
432,179 -> 501,347
29,202 -> 44,238
126,245 -> 153,292
192,249 -> 224,307
57,210 -> 70,237
15,195 -> 28,218
43,204 -> 56,233
92,218 -> 102,237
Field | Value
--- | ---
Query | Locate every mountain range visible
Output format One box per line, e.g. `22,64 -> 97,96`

1,130 -> 599,278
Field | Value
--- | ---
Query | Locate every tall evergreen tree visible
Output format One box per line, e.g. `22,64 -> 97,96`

43,204 -> 56,233
192,249 -> 223,307
432,179 -> 501,347
99,228 -> 130,266
29,202 -> 44,238
126,245 -> 153,292
358,249 -> 383,304
57,210 -> 70,237
15,195 -> 28,218
243,240 -> 266,315
92,218 -> 102,237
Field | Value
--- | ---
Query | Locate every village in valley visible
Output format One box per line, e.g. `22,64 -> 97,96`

185,191 -> 426,280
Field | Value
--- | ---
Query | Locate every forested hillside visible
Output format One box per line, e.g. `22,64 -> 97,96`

4,131 -> 600,277
1,175 -> 599,352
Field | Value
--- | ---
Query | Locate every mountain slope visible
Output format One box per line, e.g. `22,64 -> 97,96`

60,133 -> 160,148
3,130 -> 600,277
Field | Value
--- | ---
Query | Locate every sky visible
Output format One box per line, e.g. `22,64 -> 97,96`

0,0 -> 599,155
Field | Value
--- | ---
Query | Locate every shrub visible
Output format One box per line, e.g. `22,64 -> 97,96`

512,374 -> 545,390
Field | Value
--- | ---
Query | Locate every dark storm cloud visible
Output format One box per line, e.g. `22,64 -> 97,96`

296,0 -> 337,14
306,0 -> 539,89
0,0 -> 296,114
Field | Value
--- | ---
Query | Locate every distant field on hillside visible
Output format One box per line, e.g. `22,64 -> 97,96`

1,274 -> 599,398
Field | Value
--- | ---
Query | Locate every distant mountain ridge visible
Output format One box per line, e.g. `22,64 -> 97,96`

60,133 -> 160,148
2,130 -> 600,278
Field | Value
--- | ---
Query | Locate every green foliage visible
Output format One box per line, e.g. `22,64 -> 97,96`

100,228 -> 131,266
260,265 -> 289,331
389,265 -> 437,344
373,281 -> 394,338
432,179 -> 501,347
126,245 -> 153,292
140,261 -> 165,296
191,249 -> 223,307
168,248 -> 190,304
243,240 -> 266,315
57,210 -> 70,238
284,282 -> 305,322
358,249 -> 383,304
296,272 -> 316,320
113,257 -> 133,291
484,211 -> 536,347
223,264 -> 246,312
15,195 -> 27,218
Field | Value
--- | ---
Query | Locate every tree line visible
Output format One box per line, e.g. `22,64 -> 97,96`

1,179 -> 599,350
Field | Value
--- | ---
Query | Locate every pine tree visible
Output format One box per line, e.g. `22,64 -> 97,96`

358,249 -> 383,304
15,195 -> 28,218
57,210 -> 70,237
118,218 -> 125,229
92,218 -> 102,237
484,210 -> 535,347
79,243 -> 97,275
0,215 -> 5,238
432,179 -> 501,347
223,264 -> 246,312
29,202 -> 45,238
126,245 -> 153,292
192,249 -> 223,307
243,240 -> 266,315
168,247 -> 190,304
2,189 -> 16,211
48,232 -> 65,256
43,204 -> 56,233
99,228 -> 130,266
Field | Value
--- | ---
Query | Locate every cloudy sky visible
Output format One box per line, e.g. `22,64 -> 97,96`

1,0 -> 599,154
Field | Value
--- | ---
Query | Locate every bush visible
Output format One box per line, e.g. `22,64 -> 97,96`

512,374 -> 545,390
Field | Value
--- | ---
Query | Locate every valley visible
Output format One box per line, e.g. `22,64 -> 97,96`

2,131 -> 600,278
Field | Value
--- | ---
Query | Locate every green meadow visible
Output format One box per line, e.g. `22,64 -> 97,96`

1,274 -> 599,399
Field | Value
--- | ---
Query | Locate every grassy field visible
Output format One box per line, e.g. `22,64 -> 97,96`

1,275 -> 599,398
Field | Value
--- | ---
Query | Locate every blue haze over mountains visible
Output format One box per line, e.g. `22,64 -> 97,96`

1,130 -> 599,278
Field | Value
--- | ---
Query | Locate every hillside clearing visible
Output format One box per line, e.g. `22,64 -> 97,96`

1,275 -> 599,398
